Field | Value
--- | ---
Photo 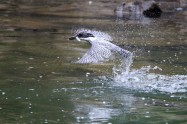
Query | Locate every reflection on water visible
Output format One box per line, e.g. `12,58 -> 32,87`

0,0 -> 187,124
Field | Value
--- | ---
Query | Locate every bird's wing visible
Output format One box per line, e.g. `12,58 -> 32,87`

75,44 -> 112,64
113,46 -> 132,59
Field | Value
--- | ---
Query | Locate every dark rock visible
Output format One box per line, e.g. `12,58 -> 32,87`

143,3 -> 162,18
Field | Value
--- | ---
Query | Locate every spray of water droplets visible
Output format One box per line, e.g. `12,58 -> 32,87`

111,66 -> 187,93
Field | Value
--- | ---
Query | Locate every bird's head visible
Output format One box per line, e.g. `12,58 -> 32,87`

69,32 -> 96,42
69,28 -> 113,43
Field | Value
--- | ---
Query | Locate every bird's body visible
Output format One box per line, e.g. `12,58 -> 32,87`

69,29 -> 132,64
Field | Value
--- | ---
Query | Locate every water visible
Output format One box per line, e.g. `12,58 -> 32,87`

0,0 -> 187,124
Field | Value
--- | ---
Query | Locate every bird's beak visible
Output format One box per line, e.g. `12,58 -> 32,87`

69,36 -> 76,40
69,36 -> 81,41
76,37 -> 81,41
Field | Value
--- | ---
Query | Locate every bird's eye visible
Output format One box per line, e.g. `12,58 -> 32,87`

77,33 -> 94,38
88,33 -> 94,37
77,33 -> 83,37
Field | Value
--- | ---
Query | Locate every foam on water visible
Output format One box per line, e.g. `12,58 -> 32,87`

112,66 -> 187,93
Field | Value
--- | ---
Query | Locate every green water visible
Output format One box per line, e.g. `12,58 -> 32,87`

0,0 -> 187,124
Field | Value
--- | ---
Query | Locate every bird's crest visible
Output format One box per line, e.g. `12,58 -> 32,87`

72,28 -> 113,41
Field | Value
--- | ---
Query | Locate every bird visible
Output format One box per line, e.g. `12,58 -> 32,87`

69,29 -> 132,64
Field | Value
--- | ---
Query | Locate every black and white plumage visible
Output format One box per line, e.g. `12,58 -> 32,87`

69,29 -> 132,64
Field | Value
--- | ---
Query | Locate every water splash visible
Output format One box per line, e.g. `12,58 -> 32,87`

112,52 -> 133,76
111,66 -> 187,93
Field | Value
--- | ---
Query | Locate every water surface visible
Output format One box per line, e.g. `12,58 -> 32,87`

0,0 -> 187,124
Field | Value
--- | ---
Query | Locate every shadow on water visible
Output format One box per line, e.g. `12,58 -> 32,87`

0,0 -> 187,123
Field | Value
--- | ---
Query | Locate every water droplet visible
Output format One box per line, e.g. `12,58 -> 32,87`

145,115 -> 150,118
88,1 -> 92,5
2,92 -> 6,95
170,95 -> 175,98
28,66 -> 34,69
29,89 -> 35,91
86,72 -> 90,75
16,97 -> 22,99
165,104 -> 169,106
142,97 -> 145,100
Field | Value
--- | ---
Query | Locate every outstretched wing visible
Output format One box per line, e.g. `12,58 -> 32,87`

113,46 -> 132,59
76,44 -> 112,64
